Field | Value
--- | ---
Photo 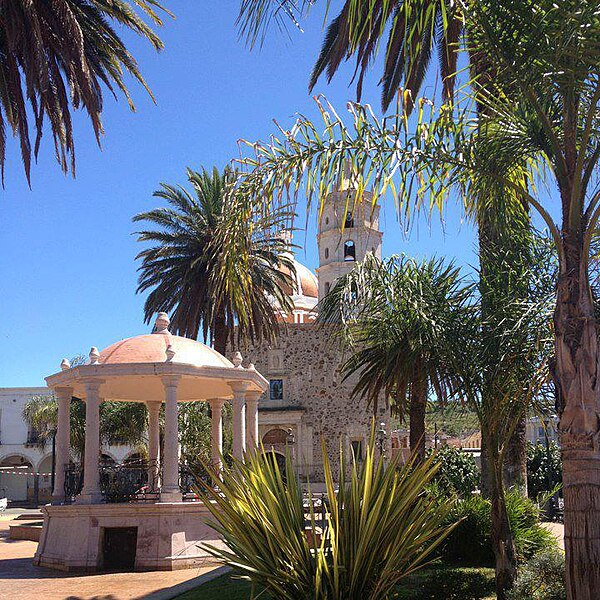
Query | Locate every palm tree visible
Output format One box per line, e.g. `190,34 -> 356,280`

229,1 -> 600,595
236,0 -> 533,497
319,254 -> 467,460
134,166 -> 295,354
23,395 -> 147,460
0,0 -> 170,183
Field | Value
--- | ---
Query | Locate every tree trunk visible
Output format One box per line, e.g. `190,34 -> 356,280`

503,415 -> 528,495
212,304 -> 228,356
554,229 -> 600,600
488,448 -> 518,600
409,373 -> 427,461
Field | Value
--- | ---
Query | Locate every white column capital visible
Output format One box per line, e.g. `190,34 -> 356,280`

162,375 -> 181,390
228,380 -> 250,396
81,378 -> 105,394
53,386 -> 74,399
245,390 -> 263,404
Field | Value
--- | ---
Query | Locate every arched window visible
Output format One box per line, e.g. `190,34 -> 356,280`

344,240 -> 356,261
324,247 -> 329,259
345,211 -> 354,229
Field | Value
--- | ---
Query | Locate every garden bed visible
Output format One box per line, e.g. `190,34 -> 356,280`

176,565 -> 496,600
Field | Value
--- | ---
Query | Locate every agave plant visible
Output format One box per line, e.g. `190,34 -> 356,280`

196,435 -> 456,600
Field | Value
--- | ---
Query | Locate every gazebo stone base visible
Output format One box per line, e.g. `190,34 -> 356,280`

34,501 -> 224,572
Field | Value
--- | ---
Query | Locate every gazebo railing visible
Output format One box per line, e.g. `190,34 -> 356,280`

63,460 -> 210,504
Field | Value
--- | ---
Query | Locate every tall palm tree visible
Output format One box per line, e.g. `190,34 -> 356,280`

319,253 -> 467,460
228,2 -> 600,594
0,0 -> 170,183
236,0 -> 533,497
134,166 -> 295,354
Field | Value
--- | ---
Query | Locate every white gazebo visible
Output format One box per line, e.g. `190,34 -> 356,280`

34,313 -> 268,572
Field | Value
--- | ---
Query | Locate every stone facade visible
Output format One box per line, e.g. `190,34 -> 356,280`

239,179 -> 389,484
244,324 -> 391,483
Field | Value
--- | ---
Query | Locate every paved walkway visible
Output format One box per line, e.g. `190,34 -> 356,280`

0,521 -> 218,600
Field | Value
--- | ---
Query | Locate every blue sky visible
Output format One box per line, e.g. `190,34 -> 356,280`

0,1 -> 477,387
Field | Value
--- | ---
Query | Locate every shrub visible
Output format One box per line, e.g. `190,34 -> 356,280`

527,442 -> 562,500
427,446 -> 480,497
196,439 -> 457,600
508,550 -> 566,600
398,566 -> 496,599
441,491 -> 557,566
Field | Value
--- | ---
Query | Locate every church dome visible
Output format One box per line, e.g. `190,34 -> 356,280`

99,313 -> 232,368
287,259 -> 318,299
277,258 -> 318,323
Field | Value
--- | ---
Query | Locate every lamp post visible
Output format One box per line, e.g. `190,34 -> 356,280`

377,422 -> 387,459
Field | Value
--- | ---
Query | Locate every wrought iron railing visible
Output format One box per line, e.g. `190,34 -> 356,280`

64,460 -> 210,504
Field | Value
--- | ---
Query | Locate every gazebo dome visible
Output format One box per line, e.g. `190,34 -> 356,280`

46,313 -> 267,403
100,331 -> 232,369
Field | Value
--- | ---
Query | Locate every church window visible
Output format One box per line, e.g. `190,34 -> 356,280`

269,379 -> 284,401
345,211 -> 354,229
325,282 -> 331,295
324,247 -> 329,259
325,216 -> 329,225
344,240 -> 356,261
351,439 -> 364,462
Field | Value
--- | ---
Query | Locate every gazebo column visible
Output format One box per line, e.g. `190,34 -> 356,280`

209,398 -> 225,473
52,386 -> 73,504
147,401 -> 161,492
78,379 -> 103,504
161,376 -> 181,502
245,391 -> 261,450
230,382 -> 248,460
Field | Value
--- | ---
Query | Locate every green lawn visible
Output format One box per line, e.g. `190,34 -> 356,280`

176,565 -> 496,600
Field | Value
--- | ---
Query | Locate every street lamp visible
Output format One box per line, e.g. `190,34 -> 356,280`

377,422 -> 387,459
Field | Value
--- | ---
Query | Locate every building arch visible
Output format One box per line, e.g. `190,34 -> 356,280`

0,454 -> 35,503
344,240 -> 356,261
262,428 -> 292,446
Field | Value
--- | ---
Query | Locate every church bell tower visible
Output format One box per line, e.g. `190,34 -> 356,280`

317,175 -> 383,301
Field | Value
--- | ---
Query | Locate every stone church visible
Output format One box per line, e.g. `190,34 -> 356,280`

242,178 -> 391,482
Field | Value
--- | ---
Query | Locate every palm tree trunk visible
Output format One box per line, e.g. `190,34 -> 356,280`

409,371 -> 427,461
213,304 -> 228,356
488,447 -> 518,599
555,228 -> 600,600
503,416 -> 528,495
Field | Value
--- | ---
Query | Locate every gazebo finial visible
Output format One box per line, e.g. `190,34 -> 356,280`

60,358 -> 71,371
166,344 -> 176,362
154,312 -> 171,334
89,347 -> 100,364
232,351 -> 243,368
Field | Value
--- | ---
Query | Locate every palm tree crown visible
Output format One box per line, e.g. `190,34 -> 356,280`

319,253 -> 469,458
0,0 -> 170,182
134,166 -> 295,354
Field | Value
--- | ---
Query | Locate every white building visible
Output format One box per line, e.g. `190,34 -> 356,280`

526,415 -> 559,446
0,387 -> 132,505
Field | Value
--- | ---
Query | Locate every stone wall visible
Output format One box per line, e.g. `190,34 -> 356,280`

239,324 -> 390,482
